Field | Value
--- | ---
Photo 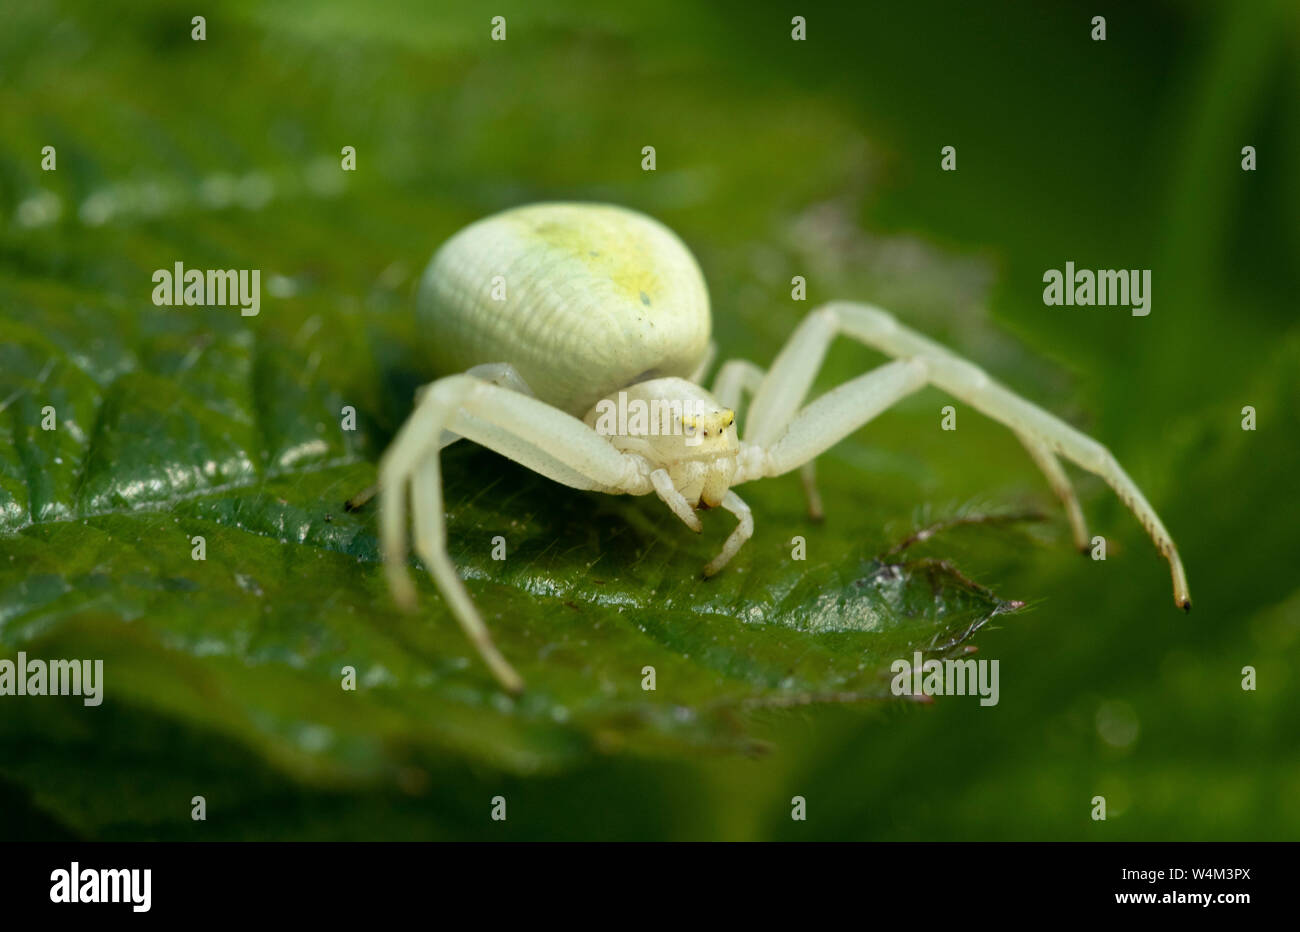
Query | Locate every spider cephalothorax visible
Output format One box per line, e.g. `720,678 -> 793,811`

586,377 -> 740,510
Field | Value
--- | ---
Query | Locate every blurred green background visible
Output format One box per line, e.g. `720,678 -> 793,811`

1,0 -> 1297,839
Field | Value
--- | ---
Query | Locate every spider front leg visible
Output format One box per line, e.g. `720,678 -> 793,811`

702,490 -> 754,577
713,358 -> 823,519
741,358 -> 930,478
651,468 -> 703,531
379,374 -> 652,692
742,302 -> 1189,609
649,464 -> 752,576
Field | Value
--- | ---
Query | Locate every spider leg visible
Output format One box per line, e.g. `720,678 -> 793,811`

344,363 -> 535,512
750,358 -> 929,476
703,490 -> 753,577
410,451 -> 522,692
744,301 -> 1189,609
1017,433 -> 1090,551
689,340 -> 718,383
434,361 -> 537,448
711,358 -> 764,412
651,468 -> 703,532
799,459 -> 825,521
379,374 -> 652,691
713,358 -> 822,519
738,312 -> 1082,540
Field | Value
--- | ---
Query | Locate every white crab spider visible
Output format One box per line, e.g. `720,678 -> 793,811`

370,202 -> 1189,693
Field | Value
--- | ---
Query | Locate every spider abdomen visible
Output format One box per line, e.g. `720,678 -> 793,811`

416,202 -> 712,416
